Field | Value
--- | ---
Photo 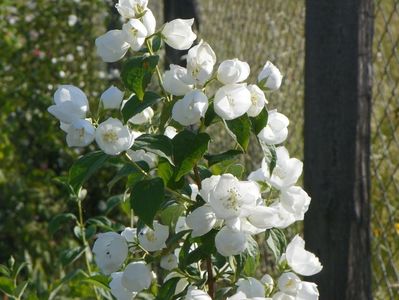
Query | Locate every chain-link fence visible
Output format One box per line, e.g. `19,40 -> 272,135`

371,0 -> 399,299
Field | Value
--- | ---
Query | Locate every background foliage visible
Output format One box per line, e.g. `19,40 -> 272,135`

0,0 -> 397,299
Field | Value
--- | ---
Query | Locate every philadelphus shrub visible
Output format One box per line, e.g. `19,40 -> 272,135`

48,0 -> 322,299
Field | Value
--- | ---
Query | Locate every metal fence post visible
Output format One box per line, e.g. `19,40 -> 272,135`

163,0 -> 199,66
304,0 -> 373,299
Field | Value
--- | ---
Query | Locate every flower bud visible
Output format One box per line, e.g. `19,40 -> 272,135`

162,19 -> 197,50
215,226 -> 247,257
92,232 -> 128,275
122,261 -> 152,293
160,253 -> 178,270
258,110 -> 289,145
258,61 -> 283,91
138,221 -> 169,252
128,107 -> 154,125
142,9 -> 156,36
95,30 -> 130,63
101,85 -> 124,110
163,65 -> 193,96
172,90 -> 209,126
217,59 -> 250,85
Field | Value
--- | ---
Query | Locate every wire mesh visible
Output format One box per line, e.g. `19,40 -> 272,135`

371,0 -> 399,299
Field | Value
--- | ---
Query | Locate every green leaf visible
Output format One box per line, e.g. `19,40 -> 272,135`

122,92 -> 161,123
108,164 -> 146,191
0,265 -> 10,277
225,163 -> 245,179
86,216 -> 113,231
0,276 -> 14,295
172,130 -> 210,181
155,277 -> 180,300
105,194 -> 125,215
49,269 -> 88,300
130,178 -> 165,227
204,150 -> 242,167
82,275 -> 111,291
152,34 -> 163,52
121,55 -> 159,100
69,151 -> 109,194
60,247 -> 86,266
242,236 -> 260,276
250,108 -> 268,135
260,141 -> 277,175
204,102 -> 219,126
15,281 -> 29,298
160,204 -> 185,228
266,228 -> 287,261
225,115 -> 251,151
48,213 -> 77,236
133,134 -> 174,165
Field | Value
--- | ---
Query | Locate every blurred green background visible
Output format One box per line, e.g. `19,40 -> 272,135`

0,0 -> 397,298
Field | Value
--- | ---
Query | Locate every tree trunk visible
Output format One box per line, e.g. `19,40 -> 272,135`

304,0 -> 373,299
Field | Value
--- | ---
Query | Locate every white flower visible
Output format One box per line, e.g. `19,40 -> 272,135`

142,9 -> 156,35
126,149 -> 157,168
122,19 -> 148,51
121,227 -> 137,243
258,111 -> 289,145
128,107 -> 154,124
247,84 -> 267,117
95,118 -> 134,155
95,30 -> 130,63
66,119 -> 95,147
172,90 -> 209,126
92,232 -> 128,275
101,85 -> 124,109
217,59 -> 250,85
249,147 -> 302,190
190,183 -> 199,200
48,85 -> 89,124
160,253 -> 178,270
199,175 -> 221,202
280,186 -> 311,221
122,261 -> 152,293
68,14 -> 78,27
247,205 -> 280,230
228,291 -> 272,300
277,272 -> 301,295
296,282 -> 319,300
209,174 -> 260,222
258,61 -> 283,91
214,84 -> 252,120
272,292 -> 295,300
270,202 -> 296,229
116,0 -> 148,19
186,40 -> 217,85
184,286 -> 212,300
110,272 -> 137,300
138,221 -> 169,252
162,19 -> 197,50
215,226 -> 247,256
164,126 -> 178,139
285,235 -> 322,276
163,64 -> 193,96
186,205 -> 217,237
237,277 -> 265,298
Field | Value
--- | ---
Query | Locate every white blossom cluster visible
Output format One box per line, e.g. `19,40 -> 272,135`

48,0 -> 322,299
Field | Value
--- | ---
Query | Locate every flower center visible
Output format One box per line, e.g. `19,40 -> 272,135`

273,165 -> 286,179
222,187 -> 240,211
102,130 -> 118,143
145,230 -> 156,242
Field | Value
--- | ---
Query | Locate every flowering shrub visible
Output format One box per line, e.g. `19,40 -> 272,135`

44,0 -> 322,299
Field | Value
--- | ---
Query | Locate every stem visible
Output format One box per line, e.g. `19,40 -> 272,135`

145,39 -> 171,102
77,199 -> 101,300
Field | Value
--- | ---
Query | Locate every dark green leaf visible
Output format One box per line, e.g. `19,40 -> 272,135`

108,164 -> 146,191
160,204 -> 185,228
205,150 -> 242,167
158,101 -> 174,133
130,178 -> 165,227
48,213 -> 77,236
86,216 -> 113,231
121,55 -> 159,100
152,35 -> 163,52
225,115 -> 251,151
105,194 -> 125,215
69,151 -> 109,194
204,102 -> 219,126
60,247 -> 85,266
122,92 -> 161,123
172,130 -> 210,181
242,236 -> 260,276
133,134 -> 174,165
250,108 -> 268,135
155,277 -> 180,300
260,141 -> 277,175
266,228 -> 287,261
